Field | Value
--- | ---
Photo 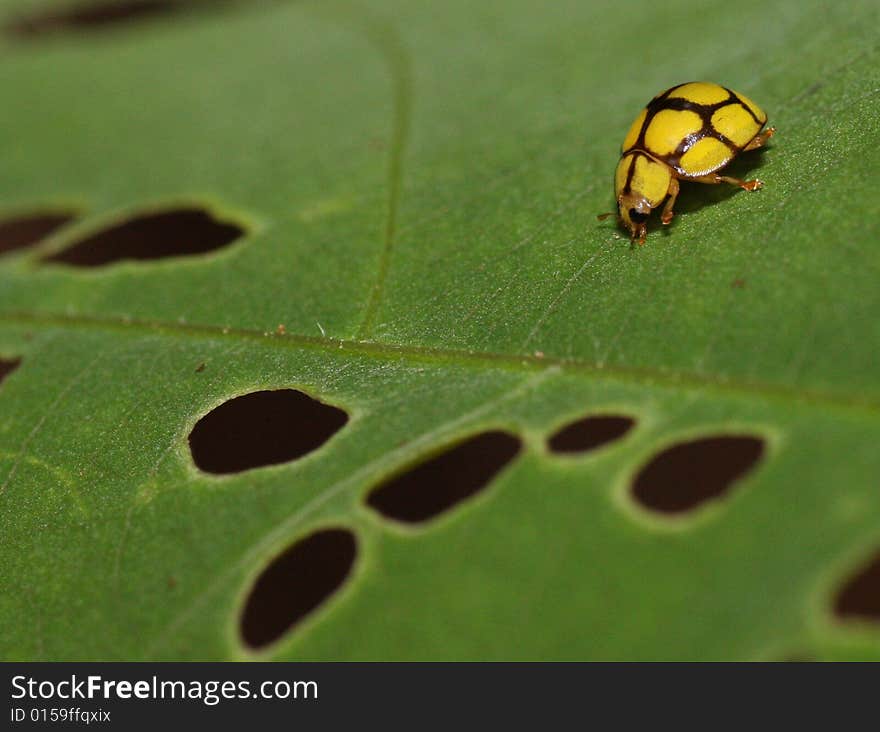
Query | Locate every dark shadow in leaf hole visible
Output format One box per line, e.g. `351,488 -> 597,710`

42,208 -> 244,267
631,435 -> 765,514
366,431 -> 522,524
548,415 -> 635,455
5,0 -> 185,38
834,549 -> 880,622
188,389 -> 348,475
0,358 -> 21,385
0,213 -> 76,256
241,528 -> 357,650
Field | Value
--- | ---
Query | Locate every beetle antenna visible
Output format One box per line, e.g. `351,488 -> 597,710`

596,212 -> 616,221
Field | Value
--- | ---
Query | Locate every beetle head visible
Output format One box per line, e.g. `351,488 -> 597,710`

617,192 -> 652,245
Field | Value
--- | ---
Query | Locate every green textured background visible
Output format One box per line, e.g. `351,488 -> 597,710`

0,0 -> 879,660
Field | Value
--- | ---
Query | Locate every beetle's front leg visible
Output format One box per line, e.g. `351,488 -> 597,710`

660,178 -> 680,225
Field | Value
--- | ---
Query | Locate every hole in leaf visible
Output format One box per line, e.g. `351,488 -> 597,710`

547,414 -> 635,454
0,358 -> 21,385
5,0 -> 183,38
834,549 -> 880,622
366,430 -> 522,524
241,527 -> 357,650
631,435 -> 765,514
42,207 -> 244,267
188,389 -> 348,475
0,213 -> 76,256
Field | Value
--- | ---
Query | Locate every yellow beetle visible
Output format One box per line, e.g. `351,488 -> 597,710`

603,81 -> 775,244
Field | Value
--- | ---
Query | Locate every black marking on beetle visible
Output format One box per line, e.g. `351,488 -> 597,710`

705,127 -> 740,152
663,123 -> 740,176
629,87 -> 698,153
620,84 -> 768,193
648,82 -> 688,105
666,131 -> 704,169
642,104 -> 750,176
629,110 -> 652,154
622,150 -> 655,194
723,86 -> 765,126
629,88 -> 752,156
632,99 -> 707,156
658,92 -> 741,114
622,153 -> 637,193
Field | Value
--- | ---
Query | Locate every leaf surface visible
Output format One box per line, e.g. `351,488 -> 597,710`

1,0 -> 879,660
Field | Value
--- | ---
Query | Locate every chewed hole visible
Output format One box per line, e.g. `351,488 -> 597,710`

366,431 -> 522,524
547,414 -> 635,454
0,358 -> 22,385
6,0 -> 182,38
189,389 -> 348,475
0,213 -> 76,256
834,549 -> 880,622
631,434 -> 765,515
42,207 -> 244,267
241,528 -> 357,650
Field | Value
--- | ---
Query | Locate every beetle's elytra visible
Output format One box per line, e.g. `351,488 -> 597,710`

601,82 -> 775,245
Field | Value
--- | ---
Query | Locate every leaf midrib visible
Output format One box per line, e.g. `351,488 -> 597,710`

0,309 -> 876,417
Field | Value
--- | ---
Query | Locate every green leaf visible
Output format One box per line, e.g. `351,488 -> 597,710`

1,0 -> 879,661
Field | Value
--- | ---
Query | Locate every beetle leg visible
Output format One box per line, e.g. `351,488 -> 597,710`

628,223 -> 647,246
692,173 -> 763,191
743,126 -> 776,152
718,175 -> 763,191
661,178 -> 680,225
